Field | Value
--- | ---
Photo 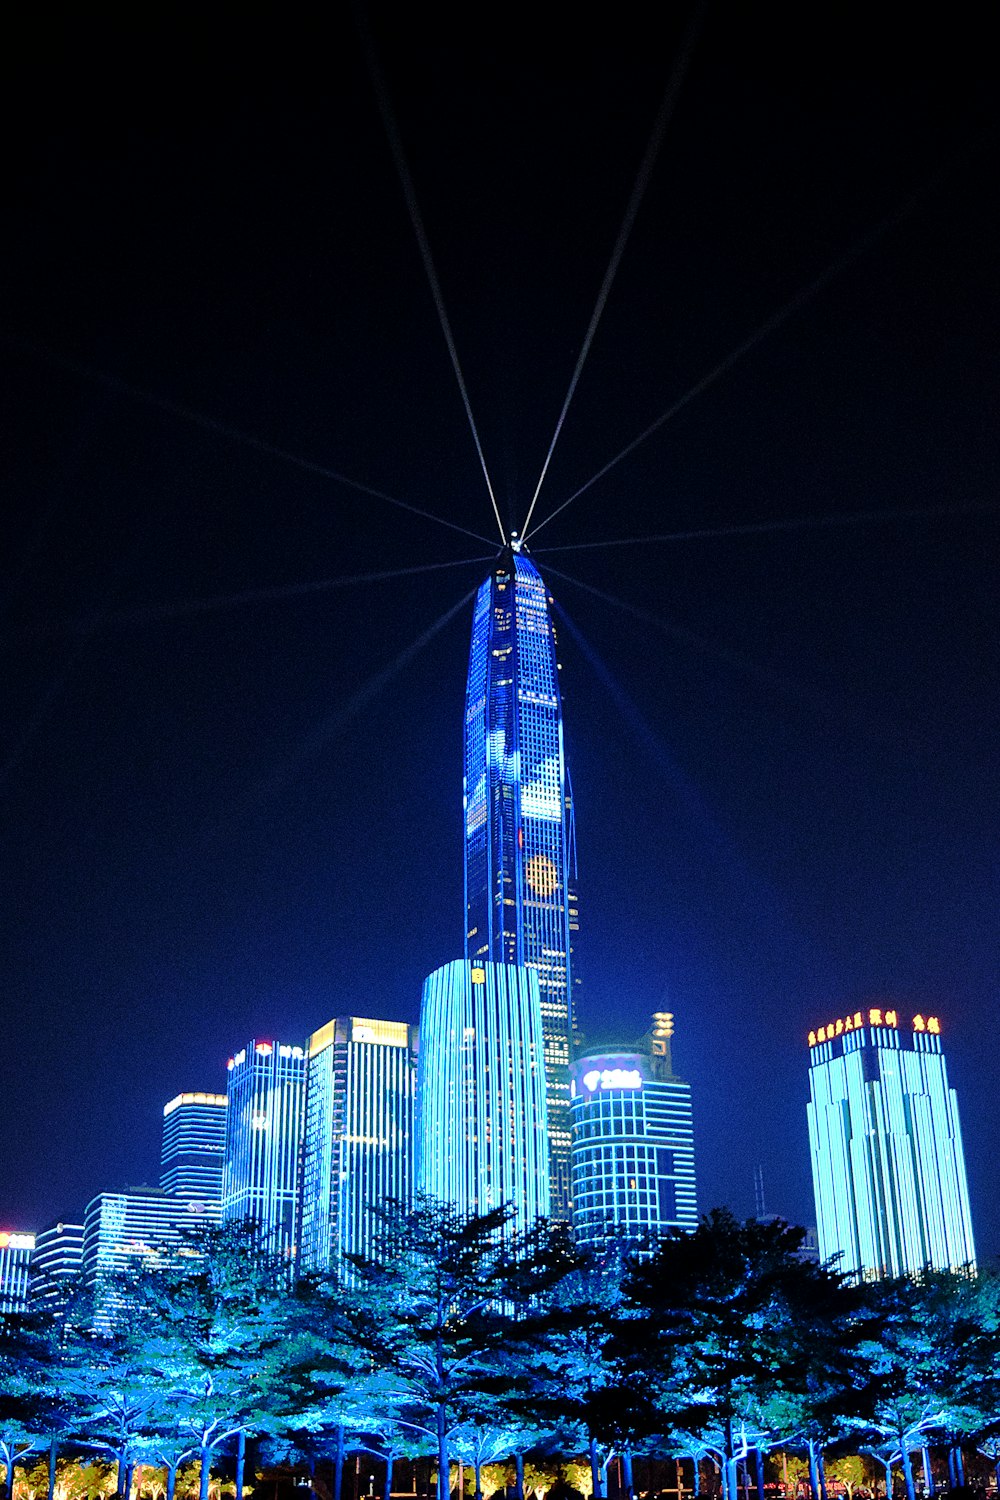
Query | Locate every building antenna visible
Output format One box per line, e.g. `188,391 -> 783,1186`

354,7 -> 506,545
754,1164 -> 767,1219
520,1 -> 705,545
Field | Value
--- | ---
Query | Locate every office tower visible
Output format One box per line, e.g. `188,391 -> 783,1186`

464,543 -> 578,1214
29,1220 -> 84,1306
0,1230 -> 35,1313
417,959 -> 550,1229
300,1016 -> 416,1277
569,1012 -> 698,1251
82,1188 -> 213,1318
160,1091 -> 228,1202
222,1040 -> 306,1262
807,1007 -> 976,1278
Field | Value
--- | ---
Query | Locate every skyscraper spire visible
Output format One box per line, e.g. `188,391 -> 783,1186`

463,539 -> 578,1215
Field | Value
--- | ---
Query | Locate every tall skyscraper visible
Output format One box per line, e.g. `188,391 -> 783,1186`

300,1015 -> 416,1277
464,543 -> 578,1214
569,1012 -> 697,1251
807,1007 -> 976,1279
417,959 -> 550,1229
160,1091 -> 228,1202
222,1040 -> 306,1263
0,1230 -> 35,1313
82,1188 -> 212,1323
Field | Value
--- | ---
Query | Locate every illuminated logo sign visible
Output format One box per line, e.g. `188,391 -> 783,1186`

0,1232 -> 35,1251
808,1010 -> 941,1047
470,967 -> 486,984
581,1067 -> 643,1093
255,1042 -> 273,1057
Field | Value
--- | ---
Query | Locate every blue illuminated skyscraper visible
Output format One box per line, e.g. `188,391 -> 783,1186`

417,960 -> 550,1229
569,1012 -> 697,1251
160,1091 -> 227,1203
807,1006 -> 975,1279
464,544 -> 578,1214
300,1015 -> 416,1277
222,1040 -> 306,1263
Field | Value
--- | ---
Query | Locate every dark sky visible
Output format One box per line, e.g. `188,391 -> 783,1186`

2,8 -> 997,1257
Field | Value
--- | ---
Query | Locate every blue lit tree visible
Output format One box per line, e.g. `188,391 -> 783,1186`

621,1212 -> 855,1500
348,1199 -> 571,1500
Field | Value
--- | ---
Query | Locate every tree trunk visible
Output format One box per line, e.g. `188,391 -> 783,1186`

166,1461 -> 178,1500
235,1432 -> 246,1500
514,1453 -> 524,1500
125,1462 -> 135,1500
474,1457 -> 483,1500
754,1449 -> 765,1500
806,1443 -> 821,1500
899,1444 -> 916,1500
622,1445 -> 634,1500
921,1449 -> 932,1498
436,1408 -> 449,1500
993,1461 -> 1000,1498
334,1425 -> 346,1500
953,1447 -> 965,1487
590,1438 -> 604,1500
946,1452 -> 956,1490
199,1444 -> 211,1500
5,1453 -> 15,1500
47,1436 -> 58,1500
693,1458 -> 703,1499
818,1453 -> 828,1500
385,1452 -> 395,1500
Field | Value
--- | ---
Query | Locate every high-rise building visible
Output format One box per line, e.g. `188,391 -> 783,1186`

82,1189 -> 212,1305
160,1091 -> 228,1202
464,543 -> 578,1214
222,1040 -> 306,1263
569,1012 -> 697,1251
806,1007 -> 976,1279
418,959 -> 550,1229
0,1230 -> 35,1312
29,1220 -> 84,1306
300,1016 -> 416,1277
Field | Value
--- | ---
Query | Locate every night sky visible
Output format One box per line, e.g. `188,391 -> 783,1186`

2,10 -> 997,1257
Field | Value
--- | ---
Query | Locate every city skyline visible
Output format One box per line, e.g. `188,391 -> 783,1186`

2,11 -> 997,1255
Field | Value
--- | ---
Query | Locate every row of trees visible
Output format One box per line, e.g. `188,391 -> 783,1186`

2,1208 -> 999,1500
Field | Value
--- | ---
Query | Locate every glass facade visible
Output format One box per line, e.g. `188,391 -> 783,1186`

569,1014 -> 697,1251
299,1016 -> 416,1278
222,1040 -> 306,1264
807,1010 -> 976,1278
160,1091 -> 228,1202
418,960 -> 550,1229
29,1220 -> 84,1307
464,545 -> 578,1214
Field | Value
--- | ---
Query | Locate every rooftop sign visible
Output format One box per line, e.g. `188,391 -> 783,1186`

808,1010 -> 941,1048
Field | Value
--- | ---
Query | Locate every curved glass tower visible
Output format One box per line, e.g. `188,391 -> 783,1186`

417,959 -> 550,1228
463,544 -> 578,1215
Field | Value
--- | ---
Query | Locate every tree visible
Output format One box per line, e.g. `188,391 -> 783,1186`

131,1224 -> 290,1500
622,1213 -> 859,1500
349,1199 -> 571,1500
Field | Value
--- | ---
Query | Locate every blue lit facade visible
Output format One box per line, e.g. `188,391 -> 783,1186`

222,1040 -> 306,1264
569,1013 -> 697,1251
418,960 -> 550,1229
807,1009 -> 976,1278
300,1016 -> 416,1277
464,546 -> 577,1214
29,1220 -> 84,1307
160,1091 -> 228,1202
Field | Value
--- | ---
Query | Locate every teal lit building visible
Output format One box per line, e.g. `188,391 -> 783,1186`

160,1090 -> 227,1203
417,960 -> 550,1229
806,1007 -> 976,1278
299,1015 -> 416,1277
464,544 -> 577,1214
569,1012 -> 697,1250
222,1040 -> 306,1264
